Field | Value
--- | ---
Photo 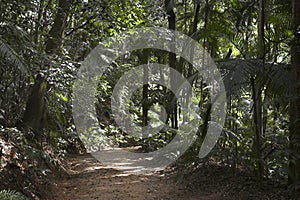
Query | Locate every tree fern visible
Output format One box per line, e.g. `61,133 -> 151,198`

218,59 -> 293,101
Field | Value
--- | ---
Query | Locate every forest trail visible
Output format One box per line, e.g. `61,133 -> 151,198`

49,153 -> 288,200
50,153 -> 220,200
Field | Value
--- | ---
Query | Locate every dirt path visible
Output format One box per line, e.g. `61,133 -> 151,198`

49,153 -> 289,200
50,153 -> 193,200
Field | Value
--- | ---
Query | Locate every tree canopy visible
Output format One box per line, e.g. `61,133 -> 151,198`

0,0 -> 299,199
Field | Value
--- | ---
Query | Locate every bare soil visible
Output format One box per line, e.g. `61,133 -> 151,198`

48,153 -> 290,200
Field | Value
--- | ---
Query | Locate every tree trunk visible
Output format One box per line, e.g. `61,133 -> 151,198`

140,50 -> 149,127
251,0 -> 265,179
251,76 -> 264,178
34,0 -> 45,45
22,0 -> 73,147
165,0 -> 178,129
289,0 -> 300,198
45,0 -> 73,54
22,74 -> 48,146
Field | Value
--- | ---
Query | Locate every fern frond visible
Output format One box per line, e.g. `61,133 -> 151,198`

0,189 -> 30,200
0,37 -> 28,74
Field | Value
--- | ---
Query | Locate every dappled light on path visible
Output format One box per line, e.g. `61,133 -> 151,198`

91,147 -> 166,174
49,153 -> 289,200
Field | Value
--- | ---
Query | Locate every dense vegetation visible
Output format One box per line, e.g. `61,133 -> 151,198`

0,0 -> 299,199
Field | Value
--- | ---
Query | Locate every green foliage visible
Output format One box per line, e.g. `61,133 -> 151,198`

0,37 -> 29,127
0,127 -> 60,173
138,130 -> 175,152
0,37 -> 27,73
0,127 -> 28,144
0,126 -> 64,199
0,0 -> 296,190
0,190 -> 29,200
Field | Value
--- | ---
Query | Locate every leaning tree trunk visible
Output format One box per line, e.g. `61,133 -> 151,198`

289,0 -> 300,198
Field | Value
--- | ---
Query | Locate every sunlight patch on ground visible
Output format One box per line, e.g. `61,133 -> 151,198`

84,166 -> 102,171
90,148 -> 165,174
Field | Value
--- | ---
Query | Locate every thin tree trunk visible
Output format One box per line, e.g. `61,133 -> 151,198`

251,0 -> 265,179
203,0 -> 210,52
289,0 -> 300,198
165,0 -> 177,129
35,0 -> 45,46
141,50 -> 149,127
251,76 -> 264,178
142,66 -> 149,127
